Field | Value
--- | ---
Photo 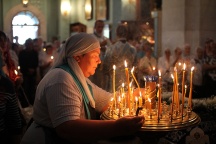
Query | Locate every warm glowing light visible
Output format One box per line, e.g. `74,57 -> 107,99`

152,67 -> 155,71
158,70 -> 161,77
183,63 -> 186,70
14,70 -> 18,75
191,66 -> 195,71
148,98 -> 151,103
51,56 -> 54,60
124,60 -> 127,68
61,0 -> 71,16
171,74 -> 174,80
122,83 -> 124,87
113,65 -> 116,70
22,0 -> 28,5
131,66 -> 134,73
18,66 -> 20,70
85,0 -> 92,20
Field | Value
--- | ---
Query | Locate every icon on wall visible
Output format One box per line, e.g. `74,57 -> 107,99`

96,0 -> 109,20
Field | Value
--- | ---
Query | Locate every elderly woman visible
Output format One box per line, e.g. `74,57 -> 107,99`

21,33 -> 144,144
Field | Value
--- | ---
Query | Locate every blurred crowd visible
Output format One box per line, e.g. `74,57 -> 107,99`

0,20 -> 216,143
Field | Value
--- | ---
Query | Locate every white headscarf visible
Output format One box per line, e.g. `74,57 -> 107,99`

52,33 -> 100,108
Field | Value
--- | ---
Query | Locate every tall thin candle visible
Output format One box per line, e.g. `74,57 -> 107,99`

131,66 -> 141,92
182,63 -> 186,105
124,60 -> 131,114
174,67 -> 180,111
158,70 -> 162,113
188,66 -> 194,110
113,65 -> 116,109
181,85 -> 187,119
171,74 -> 175,121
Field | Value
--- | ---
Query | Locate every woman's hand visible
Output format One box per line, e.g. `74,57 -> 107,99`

114,116 -> 144,135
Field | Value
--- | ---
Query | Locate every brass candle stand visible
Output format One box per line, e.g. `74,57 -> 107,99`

101,77 -> 201,132
101,100 -> 200,132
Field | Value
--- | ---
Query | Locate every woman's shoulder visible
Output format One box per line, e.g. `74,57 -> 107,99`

41,68 -> 75,86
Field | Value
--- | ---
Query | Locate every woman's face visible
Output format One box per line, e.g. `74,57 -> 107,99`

76,48 -> 101,77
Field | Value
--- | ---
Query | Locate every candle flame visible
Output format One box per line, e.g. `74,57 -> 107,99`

178,62 -> 181,66
152,67 -> 155,70
148,98 -> 151,103
135,97 -> 138,102
18,66 -> 20,70
14,70 -> 18,75
113,65 -> 116,70
171,74 -> 174,80
143,76 -> 146,81
51,56 -> 54,60
124,60 -> 127,68
129,81 -> 132,87
43,48 -> 46,52
185,85 -> 187,89
110,97 -> 114,101
122,93 -> 124,97
191,66 -> 195,71
122,83 -> 124,87
183,63 -> 186,70
158,70 -> 161,77
118,96 -> 121,102
139,91 -> 142,97
131,66 -> 134,73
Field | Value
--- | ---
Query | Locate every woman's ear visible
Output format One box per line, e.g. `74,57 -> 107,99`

73,56 -> 80,62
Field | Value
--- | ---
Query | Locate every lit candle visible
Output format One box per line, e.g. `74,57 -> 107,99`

148,98 -> 152,114
138,92 -> 142,107
158,70 -> 162,85
158,84 -> 162,116
121,83 -> 125,95
14,70 -> 18,75
17,66 -> 20,70
182,63 -> 186,97
51,56 -> 54,60
171,74 -> 175,120
113,65 -> 116,109
131,66 -> 141,92
152,67 -> 156,71
158,70 -> 162,113
124,60 -> 131,114
181,85 -> 187,119
135,97 -> 138,110
174,67 -> 179,111
188,66 -> 194,110
109,97 -> 114,116
181,63 -> 186,116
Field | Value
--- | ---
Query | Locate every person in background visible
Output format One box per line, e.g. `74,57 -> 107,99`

0,31 -> 22,144
182,43 -> 194,66
137,44 -> 157,87
203,42 -> 216,97
158,48 -> 172,85
90,20 -> 112,89
170,46 -> 183,68
39,43 -> 54,78
103,23 -> 137,92
204,38 -> 214,58
21,33 -> 144,144
189,47 -> 204,98
19,38 -> 39,105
